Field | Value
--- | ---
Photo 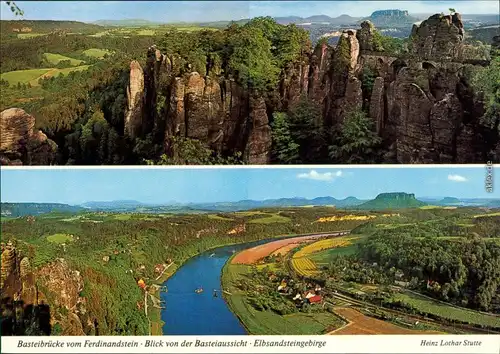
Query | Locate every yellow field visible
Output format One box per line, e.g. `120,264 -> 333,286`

291,257 -> 318,277
293,236 -> 357,258
290,236 -> 359,277
317,214 -> 376,222
474,212 -> 500,218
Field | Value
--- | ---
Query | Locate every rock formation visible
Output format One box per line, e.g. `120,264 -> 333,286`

245,97 -> 272,164
124,60 -> 145,139
126,45 -> 271,162
1,243 -> 86,335
0,108 -> 57,165
357,21 -> 377,52
123,13 -> 497,164
0,242 -> 18,291
410,13 -> 489,62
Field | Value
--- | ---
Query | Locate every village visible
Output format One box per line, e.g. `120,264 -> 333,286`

275,276 -> 324,307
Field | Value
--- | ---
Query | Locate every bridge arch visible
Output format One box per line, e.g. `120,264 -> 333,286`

390,59 -> 408,75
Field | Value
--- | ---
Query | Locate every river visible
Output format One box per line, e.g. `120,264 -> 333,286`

160,239 -> 270,335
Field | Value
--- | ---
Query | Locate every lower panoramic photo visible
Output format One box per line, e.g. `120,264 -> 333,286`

1,166 -> 499,338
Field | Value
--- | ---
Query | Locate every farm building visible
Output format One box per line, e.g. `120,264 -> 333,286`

154,264 -> 165,273
303,290 -> 316,299
308,295 -> 322,304
395,280 -> 409,287
426,280 -> 439,289
277,280 -> 288,292
137,279 -> 146,289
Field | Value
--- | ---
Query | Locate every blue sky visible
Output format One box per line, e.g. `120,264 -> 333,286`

0,167 -> 496,204
1,1 -> 498,22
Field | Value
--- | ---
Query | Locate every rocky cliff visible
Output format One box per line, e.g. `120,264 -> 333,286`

410,13 -> 490,63
124,13 -> 497,164
0,108 -> 57,165
0,241 -> 86,335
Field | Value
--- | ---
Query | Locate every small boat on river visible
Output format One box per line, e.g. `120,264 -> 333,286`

195,287 -> 204,294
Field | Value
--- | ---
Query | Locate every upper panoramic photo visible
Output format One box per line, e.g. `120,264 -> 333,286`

0,1 -> 499,165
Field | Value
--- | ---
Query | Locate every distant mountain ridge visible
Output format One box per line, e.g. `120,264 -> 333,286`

0,20 -> 102,35
2,195 -> 499,216
81,200 -> 147,209
1,203 -> 85,217
92,14 -> 363,27
92,19 -> 163,26
189,196 -> 366,212
270,14 -> 362,25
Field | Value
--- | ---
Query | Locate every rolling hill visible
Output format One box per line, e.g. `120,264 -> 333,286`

92,19 -> 164,27
0,20 -> 103,35
0,203 -> 85,217
274,14 -> 361,25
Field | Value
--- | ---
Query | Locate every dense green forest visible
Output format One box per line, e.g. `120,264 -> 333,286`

324,212 -> 500,313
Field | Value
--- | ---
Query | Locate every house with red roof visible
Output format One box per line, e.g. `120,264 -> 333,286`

308,295 -> 322,304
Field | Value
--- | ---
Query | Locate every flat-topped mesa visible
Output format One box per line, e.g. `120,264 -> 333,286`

366,9 -> 417,27
372,9 -> 409,17
375,192 -> 416,200
410,13 -> 489,63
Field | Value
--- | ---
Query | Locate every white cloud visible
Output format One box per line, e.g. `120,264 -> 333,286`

297,170 -> 343,181
448,174 -> 468,182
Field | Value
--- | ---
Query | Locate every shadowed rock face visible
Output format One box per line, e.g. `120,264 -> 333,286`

124,60 -> 145,139
370,77 -> 385,133
0,108 -> 34,151
1,242 -> 87,335
0,108 -> 57,165
123,13 -> 497,164
493,36 -> 500,51
245,97 -> 272,164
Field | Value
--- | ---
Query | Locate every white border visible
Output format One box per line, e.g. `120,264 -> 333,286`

2,335 -> 500,353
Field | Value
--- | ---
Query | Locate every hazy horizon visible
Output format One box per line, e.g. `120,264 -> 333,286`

1,194 -> 498,206
1,1 -> 498,23
1,167 -> 496,205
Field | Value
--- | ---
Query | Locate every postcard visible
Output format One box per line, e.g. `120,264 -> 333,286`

1,165 -> 499,353
1,0 -> 499,353
0,0 -> 499,166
